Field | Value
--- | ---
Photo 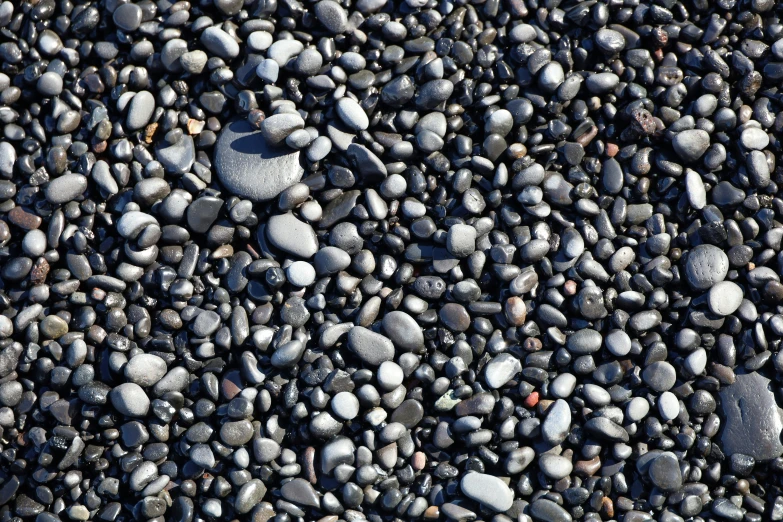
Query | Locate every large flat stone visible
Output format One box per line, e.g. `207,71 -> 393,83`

215,119 -> 302,202
719,371 -> 783,461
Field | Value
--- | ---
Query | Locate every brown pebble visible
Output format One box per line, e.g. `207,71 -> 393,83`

210,245 -> 234,259
88,325 -> 107,344
159,309 -> 183,329
304,446 -> 317,484
30,258 -> 50,285
602,497 -> 614,517
144,123 -> 158,143
504,296 -> 526,326
412,451 -> 426,471
524,337 -> 542,352
605,142 -> 619,157
423,506 -> 440,519
575,125 -> 598,147
574,456 -> 601,477
8,206 -> 43,230
221,375 -> 242,399
710,362 -> 736,385
92,139 -> 107,153
248,109 -> 266,128
250,502 -> 276,522
536,399 -> 554,415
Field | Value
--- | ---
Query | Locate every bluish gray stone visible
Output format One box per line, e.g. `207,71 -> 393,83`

719,371 -> 783,461
215,119 -> 303,202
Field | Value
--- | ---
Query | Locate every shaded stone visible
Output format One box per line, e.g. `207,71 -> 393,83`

719,371 -> 783,461
215,119 -> 303,202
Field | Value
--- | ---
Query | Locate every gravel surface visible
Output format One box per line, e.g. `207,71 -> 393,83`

2,0 -> 783,522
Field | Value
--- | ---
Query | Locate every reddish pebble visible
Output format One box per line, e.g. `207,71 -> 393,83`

523,391 -> 539,408
221,370 -> 243,399
30,258 -> 50,285
523,337 -> 542,352
605,143 -> 619,157
563,280 -> 577,295
603,497 -> 614,517
8,206 -> 42,230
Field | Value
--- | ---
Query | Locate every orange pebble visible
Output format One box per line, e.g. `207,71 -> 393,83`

524,392 -> 539,408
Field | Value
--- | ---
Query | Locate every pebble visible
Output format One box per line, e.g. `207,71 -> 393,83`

266,213 -> 319,258
484,353 -> 521,389
286,261 -> 316,287
331,392 -> 360,420
0,1 -> 781,521
642,361 -> 677,392
539,454 -> 573,480
314,0 -> 349,33
685,244 -> 729,290
719,372 -> 783,461
604,330 -> 631,357
125,354 -> 168,387
459,473 -> 514,512
200,26 -> 240,59
446,224 -> 477,258
347,327 -> 394,366
541,399 -> 571,446
649,453 -> 682,491
110,383 -> 150,417
45,174 -> 88,204
235,480 -> 267,514
672,129 -> 710,162
112,3 -> 142,32
126,91 -> 155,130
382,311 -> 424,352
260,113 -> 306,145
37,72 -> 63,97
740,127 -> 770,150
658,392 -> 680,421
336,97 -> 369,131
215,119 -> 303,201
708,281 -> 744,316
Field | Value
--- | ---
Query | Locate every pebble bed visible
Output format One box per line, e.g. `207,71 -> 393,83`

3,0 -> 783,521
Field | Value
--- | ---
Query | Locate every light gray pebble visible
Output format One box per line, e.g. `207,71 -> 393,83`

708,281 -> 743,316
110,383 -> 150,417
331,391 -> 360,420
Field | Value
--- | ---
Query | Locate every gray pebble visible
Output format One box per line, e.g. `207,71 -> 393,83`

201,26 -> 240,59
215,119 -> 303,202
110,383 -> 150,417
347,326 -> 395,366
267,212 -> 318,258
460,472 -> 514,512
672,129 -> 710,162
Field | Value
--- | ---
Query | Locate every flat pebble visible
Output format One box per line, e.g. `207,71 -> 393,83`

215,119 -> 303,202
